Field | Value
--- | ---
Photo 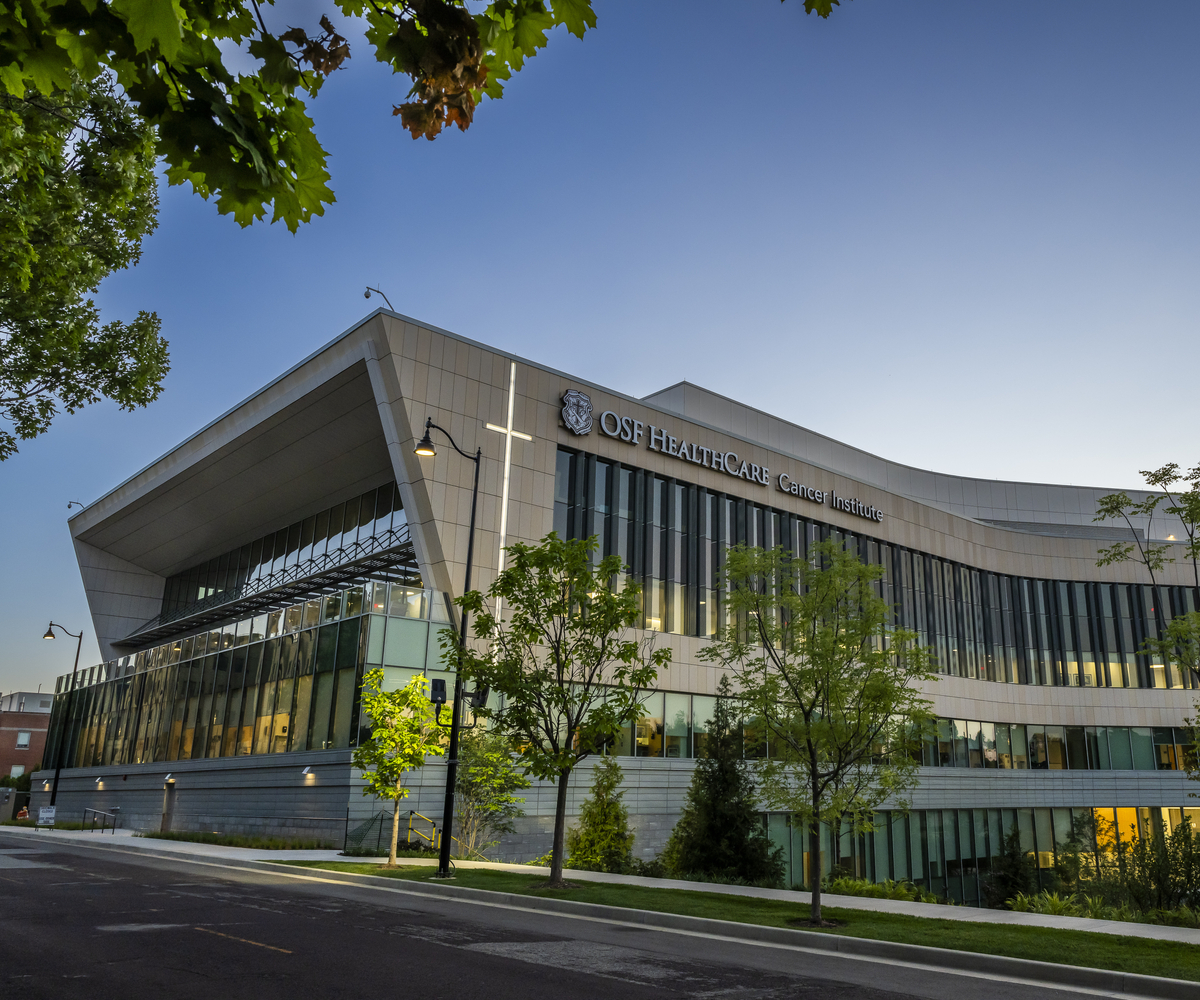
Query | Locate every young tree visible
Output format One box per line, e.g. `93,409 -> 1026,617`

565,755 -> 635,873
1,75 -> 167,459
455,727 -> 530,860
352,669 -> 445,866
457,532 -> 670,887
700,541 -> 936,925
662,675 -> 784,886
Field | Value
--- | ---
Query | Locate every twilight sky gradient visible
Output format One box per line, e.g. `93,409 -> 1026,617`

3,0 -> 1198,692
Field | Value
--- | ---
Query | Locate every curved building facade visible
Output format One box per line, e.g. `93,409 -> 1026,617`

35,310 -> 1199,901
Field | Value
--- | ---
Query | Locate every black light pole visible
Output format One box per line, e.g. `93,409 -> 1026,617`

43,622 -> 83,807
414,417 -> 481,879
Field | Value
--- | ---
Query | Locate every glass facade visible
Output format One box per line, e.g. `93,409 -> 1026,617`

159,483 -> 409,622
770,806 -> 1200,903
921,719 -> 1190,771
556,447 -> 1200,690
45,580 -> 452,770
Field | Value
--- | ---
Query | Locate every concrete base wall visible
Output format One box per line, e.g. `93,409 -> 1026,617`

27,754 -> 696,858
28,755 -> 1196,860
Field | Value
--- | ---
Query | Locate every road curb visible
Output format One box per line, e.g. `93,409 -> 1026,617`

7,833 -> 1197,1000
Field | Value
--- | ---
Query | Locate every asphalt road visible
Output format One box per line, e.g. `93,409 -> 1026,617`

0,834 -> 1098,1000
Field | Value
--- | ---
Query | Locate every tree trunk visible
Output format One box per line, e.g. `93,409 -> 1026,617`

388,785 -> 402,866
550,769 -> 571,885
809,818 -> 822,924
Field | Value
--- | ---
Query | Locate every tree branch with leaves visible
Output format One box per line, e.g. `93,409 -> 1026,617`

1,0 -> 850,231
456,532 -> 670,887
699,540 -> 935,925
1094,491 -> 1173,588
1140,462 -> 1200,589
454,726 -> 530,860
1,74 -> 167,459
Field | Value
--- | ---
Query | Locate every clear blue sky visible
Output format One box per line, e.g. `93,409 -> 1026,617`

3,0 -> 1198,692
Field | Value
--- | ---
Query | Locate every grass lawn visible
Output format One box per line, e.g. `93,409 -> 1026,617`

278,861 -> 1200,983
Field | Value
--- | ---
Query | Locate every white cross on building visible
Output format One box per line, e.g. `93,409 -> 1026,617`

485,361 -> 533,611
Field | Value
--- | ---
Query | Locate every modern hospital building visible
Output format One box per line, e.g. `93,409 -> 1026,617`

32,310 -> 1200,902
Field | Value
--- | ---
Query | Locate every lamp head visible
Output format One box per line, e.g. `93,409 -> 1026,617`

43,624 -> 55,640
414,420 -> 436,457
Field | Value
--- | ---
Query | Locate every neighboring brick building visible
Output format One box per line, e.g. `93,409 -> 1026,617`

0,692 -> 54,778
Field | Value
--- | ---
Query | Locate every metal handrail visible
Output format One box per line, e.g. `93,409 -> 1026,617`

407,810 -> 438,848
406,810 -> 462,852
118,528 -> 417,648
83,807 -> 119,834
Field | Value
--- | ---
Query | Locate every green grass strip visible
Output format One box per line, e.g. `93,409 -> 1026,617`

277,861 -> 1200,983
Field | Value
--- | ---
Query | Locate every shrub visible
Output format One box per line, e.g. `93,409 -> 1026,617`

826,876 -> 915,901
982,825 -> 1037,908
661,676 -> 784,887
566,755 -> 635,873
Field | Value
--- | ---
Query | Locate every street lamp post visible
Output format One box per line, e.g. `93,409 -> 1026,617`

414,418 -> 481,879
43,622 -> 84,807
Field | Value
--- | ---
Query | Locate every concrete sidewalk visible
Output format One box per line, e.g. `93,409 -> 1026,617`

5,824 -> 1200,945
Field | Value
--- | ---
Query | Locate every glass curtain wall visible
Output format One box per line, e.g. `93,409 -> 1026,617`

45,579 -> 451,770
160,483 -> 407,619
556,447 -> 1200,691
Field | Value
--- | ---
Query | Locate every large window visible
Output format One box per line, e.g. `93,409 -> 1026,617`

45,578 -> 451,770
556,446 -> 1200,691
159,484 -> 407,620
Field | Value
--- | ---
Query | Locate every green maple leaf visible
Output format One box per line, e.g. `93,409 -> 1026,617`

109,0 -> 186,60
550,0 -> 595,38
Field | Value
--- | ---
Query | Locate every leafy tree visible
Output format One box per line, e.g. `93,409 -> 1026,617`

1,74 -> 167,459
457,532 -> 670,887
352,669 -> 445,866
661,675 -> 784,886
455,726 -> 530,860
699,540 -> 935,925
981,824 -> 1037,908
0,0 -> 601,231
0,1 -> 848,231
565,754 -> 634,873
